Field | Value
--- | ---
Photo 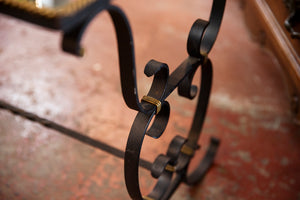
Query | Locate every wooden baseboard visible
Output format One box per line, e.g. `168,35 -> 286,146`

241,0 -> 300,123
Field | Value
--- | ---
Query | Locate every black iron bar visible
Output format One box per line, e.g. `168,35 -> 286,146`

0,99 -> 152,170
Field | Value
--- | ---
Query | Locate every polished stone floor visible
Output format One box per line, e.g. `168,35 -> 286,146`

0,0 -> 299,199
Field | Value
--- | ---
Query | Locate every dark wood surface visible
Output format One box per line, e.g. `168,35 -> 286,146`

242,0 -> 300,123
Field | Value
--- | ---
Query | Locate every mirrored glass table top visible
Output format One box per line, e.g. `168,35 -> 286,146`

27,0 -> 77,9
0,0 -> 110,30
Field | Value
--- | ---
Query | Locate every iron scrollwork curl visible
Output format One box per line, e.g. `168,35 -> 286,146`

0,0 -> 226,199
62,4 -> 168,114
123,0 -> 226,199
125,57 -> 221,200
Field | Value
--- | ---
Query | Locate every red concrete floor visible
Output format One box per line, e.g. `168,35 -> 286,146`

0,0 -> 299,199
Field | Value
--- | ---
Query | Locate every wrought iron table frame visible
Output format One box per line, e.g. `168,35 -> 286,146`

0,0 -> 226,199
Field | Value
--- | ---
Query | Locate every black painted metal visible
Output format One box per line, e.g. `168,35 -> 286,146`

0,0 -> 226,199
123,0 -> 226,198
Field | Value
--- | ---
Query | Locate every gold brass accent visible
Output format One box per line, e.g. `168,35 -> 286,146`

181,144 -> 194,156
200,51 -> 208,64
143,196 -> 155,200
142,95 -> 162,114
79,47 -> 85,57
0,0 -> 96,18
165,164 -> 175,172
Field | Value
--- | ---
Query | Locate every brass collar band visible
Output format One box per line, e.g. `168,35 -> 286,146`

143,196 -> 155,200
200,51 -> 208,64
165,164 -> 175,172
142,96 -> 162,114
181,144 -> 194,156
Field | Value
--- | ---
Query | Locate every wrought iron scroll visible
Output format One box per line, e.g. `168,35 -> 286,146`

122,0 -> 226,199
0,0 -> 226,199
